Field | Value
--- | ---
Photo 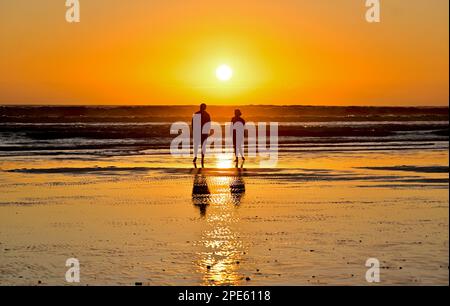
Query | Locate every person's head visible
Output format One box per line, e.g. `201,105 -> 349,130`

200,103 -> 207,112
235,109 -> 242,117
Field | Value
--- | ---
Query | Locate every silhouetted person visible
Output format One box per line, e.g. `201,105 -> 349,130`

231,109 -> 246,163
192,103 -> 211,167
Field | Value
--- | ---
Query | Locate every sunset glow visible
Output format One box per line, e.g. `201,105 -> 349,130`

216,65 -> 233,82
0,0 -> 448,288
0,0 -> 448,105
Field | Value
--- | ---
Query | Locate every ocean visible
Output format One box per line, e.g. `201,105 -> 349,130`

1,105 -> 448,158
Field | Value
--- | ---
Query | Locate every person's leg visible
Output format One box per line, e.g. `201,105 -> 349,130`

201,135 -> 208,167
237,138 -> 245,160
193,137 -> 199,163
233,136 -> 238,162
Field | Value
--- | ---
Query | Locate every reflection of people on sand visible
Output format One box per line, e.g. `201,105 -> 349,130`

192,169 -> 246,216
192,103 -> 211,168
192,171 -> 211,217
191,168 -> 246,285
231,109 -> 246,163
229,169 -> 246,206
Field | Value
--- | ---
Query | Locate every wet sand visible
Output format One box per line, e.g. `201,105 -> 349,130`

0,149 -> 448,285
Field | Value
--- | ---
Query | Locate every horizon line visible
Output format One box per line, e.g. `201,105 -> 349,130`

0,104 -> 449,108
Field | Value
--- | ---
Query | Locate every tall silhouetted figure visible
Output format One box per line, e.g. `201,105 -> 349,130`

192,103 -> 211,168
231,109 -> 246,163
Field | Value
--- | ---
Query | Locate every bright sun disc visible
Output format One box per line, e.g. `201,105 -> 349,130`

216,65 -> 233,81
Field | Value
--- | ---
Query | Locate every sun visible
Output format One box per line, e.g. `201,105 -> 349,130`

216,64 -> 233,81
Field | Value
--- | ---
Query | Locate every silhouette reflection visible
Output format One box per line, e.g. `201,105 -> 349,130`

230,173 -> 245,206
192,167 -> 246,216
191,168 -> 246,285
192,171 -> 211,217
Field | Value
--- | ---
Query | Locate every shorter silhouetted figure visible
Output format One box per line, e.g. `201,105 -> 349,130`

192,103 -> 211,168
231,109 -> 246,163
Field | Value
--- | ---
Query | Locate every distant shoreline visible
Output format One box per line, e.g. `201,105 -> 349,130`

1,105 -> 448,124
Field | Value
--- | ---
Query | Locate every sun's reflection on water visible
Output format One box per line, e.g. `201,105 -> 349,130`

192,167 -> 246,286
215,153 -> 234,169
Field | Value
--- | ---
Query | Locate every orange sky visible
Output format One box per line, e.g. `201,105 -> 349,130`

0,0 -> 448,106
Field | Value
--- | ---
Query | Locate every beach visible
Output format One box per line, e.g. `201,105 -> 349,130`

0,106 -> 448,285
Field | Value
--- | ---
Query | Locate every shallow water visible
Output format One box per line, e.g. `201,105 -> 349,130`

0,148 -> 448,285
